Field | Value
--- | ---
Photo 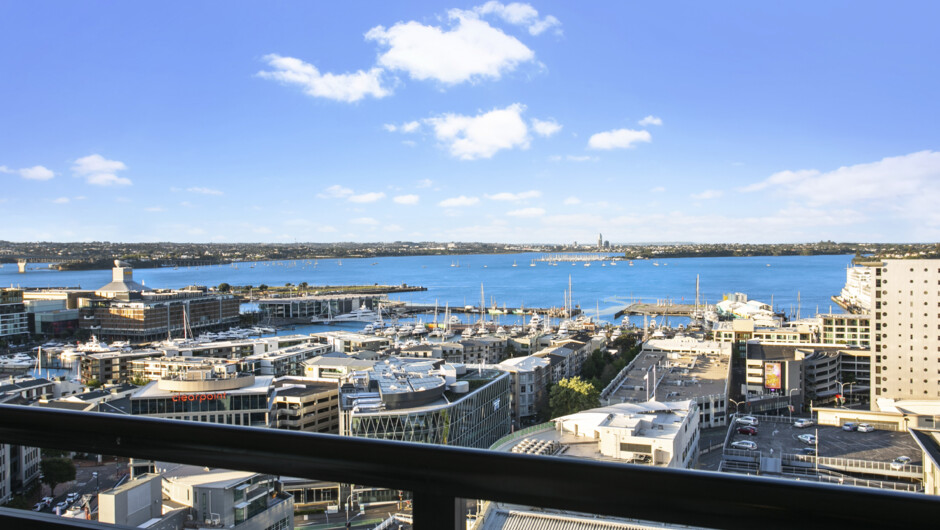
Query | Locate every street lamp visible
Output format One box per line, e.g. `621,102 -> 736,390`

836,381 -> 855,407
344,491 -> 362,527
728,398 -> 744,416
788,389 -> 800,420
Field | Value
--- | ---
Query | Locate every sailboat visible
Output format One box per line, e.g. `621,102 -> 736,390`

512,260 -> 518,267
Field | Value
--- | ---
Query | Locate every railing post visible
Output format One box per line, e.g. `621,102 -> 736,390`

413,490 -> 465,529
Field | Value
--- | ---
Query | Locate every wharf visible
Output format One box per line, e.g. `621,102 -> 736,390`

398,303 -> 580,318
615,302 -> 712,318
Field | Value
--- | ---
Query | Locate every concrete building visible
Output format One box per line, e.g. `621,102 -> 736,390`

130,366 -> 274,427
24,299 -> 79,337
340,360 -> 512,448
272,377 -> 340,433
311,331 -> 391,354
257,293 -> 385,320
303,356 -> 375,381
498,355 -> 551,426
98,473 -> 167,528
713,319 -> 816,356
158,463 -> 293,530
458,337 -> 507,364
69,262 -> 241,343
0,288 -> 29,341
870,259 -> 940,404
820,313 -> 871,349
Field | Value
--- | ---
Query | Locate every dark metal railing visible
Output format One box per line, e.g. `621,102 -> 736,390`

0,404 -> 937,529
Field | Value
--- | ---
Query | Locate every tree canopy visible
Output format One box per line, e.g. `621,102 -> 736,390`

549,377 -> 600,418
41,457 -> 76,496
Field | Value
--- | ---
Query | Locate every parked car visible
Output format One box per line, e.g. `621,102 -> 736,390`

32,503 -> 44,512
797,433 -> 816,445
731,440 -> 758,451
737,426 -> 758,436
793,418 -> 814,428
857,423 -> 875,432
890,456 -> 912,470
55,501 -> 69,511
41,497 -> 54,506
799,447 -> 817,456
66,493 -> 80,503
842,422 -> 858,431
735,415 -> 759,426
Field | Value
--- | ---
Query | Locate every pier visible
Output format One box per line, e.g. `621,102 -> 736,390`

614,302 -> 712,319
398,303 -> 580,319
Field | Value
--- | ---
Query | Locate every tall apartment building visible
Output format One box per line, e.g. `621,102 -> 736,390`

0,289 -> 29,341
871,259 -> 940,405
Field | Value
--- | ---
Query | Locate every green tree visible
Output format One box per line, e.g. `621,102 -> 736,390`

549,377 -> 600,418
41,457 -> 76,496
217,282 -> 231,293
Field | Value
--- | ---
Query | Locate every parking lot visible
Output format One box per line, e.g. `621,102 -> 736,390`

727,417 -> 922,465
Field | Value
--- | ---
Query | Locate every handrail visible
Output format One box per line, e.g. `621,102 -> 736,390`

0,404 -> 938,529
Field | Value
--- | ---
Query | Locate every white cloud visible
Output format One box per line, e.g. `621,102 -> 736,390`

426,103 -> 530,159
317,185 -> 354,198
350,217 -> 379,226
383,120 -> 421,133
19,165 -> 55,181
72,154 -> 132,186
439,195 -> 480,207
474,2 -> 562,36
650,186 -> 666,193
563,196 -> 581,205
507,207 -> 545,217
258,54 -> 389,103
739,150 -> 940,210
52,197 -> 70,204
588,129 -> 652,150
0,166 -> 10,173
485,190 -> 540,201
691,189 -> 724,200
187,187 -> 223,196
417,178 -> 433,188
531,118 -> 561,137
394,194 -> 420,205
638,115 -> 663,126
565,155 -> 595,162
365,10 -> 534,85
348,191 -> 386,203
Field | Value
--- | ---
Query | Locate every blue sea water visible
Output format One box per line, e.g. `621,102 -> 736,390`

4,253 -> 853,329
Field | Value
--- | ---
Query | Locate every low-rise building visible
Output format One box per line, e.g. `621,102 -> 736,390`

498,355 -> 551,426
273,377 -> 340,433
820,313 -> 871,349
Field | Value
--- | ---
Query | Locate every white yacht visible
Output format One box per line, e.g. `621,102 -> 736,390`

331,304 -> 380,323
528,314 -> 543,328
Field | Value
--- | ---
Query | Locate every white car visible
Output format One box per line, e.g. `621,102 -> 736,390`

797,433 -> 816,445
857,423 -> 875,432
731,440 -> 758,451
890,456 -> 912,470
793,418 -> 814,428
735,415 -> 759,426
66,493 -> 80,503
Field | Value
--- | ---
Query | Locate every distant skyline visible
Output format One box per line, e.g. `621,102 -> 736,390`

2,2 -> 939,244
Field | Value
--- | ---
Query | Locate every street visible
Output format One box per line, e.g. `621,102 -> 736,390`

36,458 -> 128,518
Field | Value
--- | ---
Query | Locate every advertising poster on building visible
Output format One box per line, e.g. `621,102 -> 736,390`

764,362 -> 782,390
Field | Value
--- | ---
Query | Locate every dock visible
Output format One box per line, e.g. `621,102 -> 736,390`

397,303 -> 580,319
615,302 -> 712,319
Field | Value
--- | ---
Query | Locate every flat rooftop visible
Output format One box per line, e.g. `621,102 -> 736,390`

609,343 -> 729,404
727,420 -> 922,466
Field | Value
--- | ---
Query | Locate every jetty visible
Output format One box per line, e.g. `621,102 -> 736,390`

614,302 -> 712,319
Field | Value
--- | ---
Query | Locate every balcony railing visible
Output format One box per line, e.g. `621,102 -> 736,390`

0,404 -> 938,529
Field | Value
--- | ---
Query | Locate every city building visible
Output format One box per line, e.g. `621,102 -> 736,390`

870,259 -> 940,404
458,337 -> 508,364
130,366 -> 274,427
491,400 -> 700,469
820,313 -> 871,349
714,293 -> 781,327
23,299 -> 79,337
713,319 -> 816,355
257,293 -> 385,320
272,376 -> 340,433
57,261 -> 240,342
97,473 -> 177,528
303,356 -> 375,381
498,355 -> 551,426
0,444 -> 10,504
311,331 -> 391,354
158,463 -> 293,530
0,289 -> 29,341
835,265 -> 873,313
340,360 -> 512,448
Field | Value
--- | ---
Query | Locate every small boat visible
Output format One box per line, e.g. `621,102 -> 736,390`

512,261 -> 518,267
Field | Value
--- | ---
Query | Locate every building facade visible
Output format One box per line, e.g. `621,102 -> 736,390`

0,289 -> 29,341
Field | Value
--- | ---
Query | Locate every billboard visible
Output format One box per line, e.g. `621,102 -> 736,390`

764,362 -> 782,390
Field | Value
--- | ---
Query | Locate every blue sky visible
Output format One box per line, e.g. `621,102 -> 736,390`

2,1 -> 939,244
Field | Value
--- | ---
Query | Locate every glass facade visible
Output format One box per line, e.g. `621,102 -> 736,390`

345,373 -> 511,448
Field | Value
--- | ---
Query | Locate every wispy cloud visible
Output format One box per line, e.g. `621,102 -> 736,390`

691,189 -> 723,200
417,178 -> 433,188
383,121 -> 421,133
638,115 -> 663,126
439,195 -> 480,207
588,129 -> 651,150
563,196 -> 581,205
72,154 -> 131,186
394,194 -> 420,205
187,187 -> 223,196
474,1 -> 562,36
348,191 -> 386,203
507,207 -> 545,217
317,185 -> 354,199
485,190 -> 541,201
1,164 -> 56,181
257,54 -> 389,103
52,197 -> 70,204
531,118 -> 562,137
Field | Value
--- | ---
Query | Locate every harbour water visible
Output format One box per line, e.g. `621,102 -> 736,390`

4,253 -> 853,329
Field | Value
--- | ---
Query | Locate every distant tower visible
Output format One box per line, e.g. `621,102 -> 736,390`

597,233 -> 603,248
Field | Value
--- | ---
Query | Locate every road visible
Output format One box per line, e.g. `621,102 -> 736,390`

295,504 -> 410,529
36,458 -> 128,518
